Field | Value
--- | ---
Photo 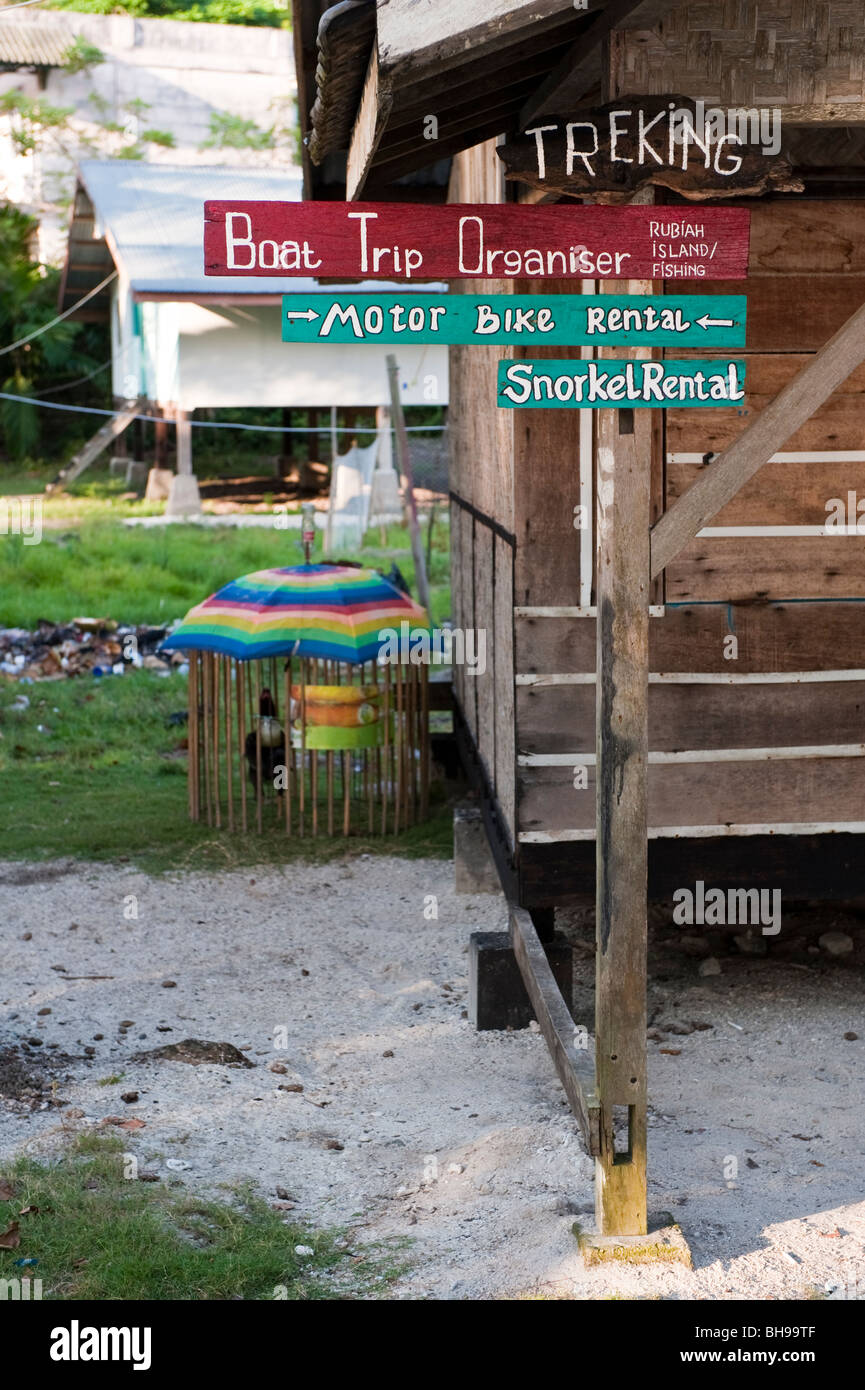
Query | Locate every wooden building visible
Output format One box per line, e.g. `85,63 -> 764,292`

294,0 -> 865,1239
295,0 -> 865,905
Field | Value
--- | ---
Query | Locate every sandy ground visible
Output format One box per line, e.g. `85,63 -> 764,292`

1,854 -> 864,1301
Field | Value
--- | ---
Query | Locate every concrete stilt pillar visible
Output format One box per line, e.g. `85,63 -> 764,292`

166,409 -> 201,518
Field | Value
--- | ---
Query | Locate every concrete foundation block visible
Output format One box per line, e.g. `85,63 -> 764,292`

576,1220 -> 692,1268
109,456 -> 128,476
144,467 -> 174,502
165,473 -> 202,519
454,804 -> 500,894
469,930 -> 573,1031
125,460 -> 148,493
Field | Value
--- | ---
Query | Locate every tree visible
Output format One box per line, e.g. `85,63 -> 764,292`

0,207 -> 108,462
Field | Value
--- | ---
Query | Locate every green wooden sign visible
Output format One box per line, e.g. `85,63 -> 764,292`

497,359 -> 747,409
282,293 -> 746,347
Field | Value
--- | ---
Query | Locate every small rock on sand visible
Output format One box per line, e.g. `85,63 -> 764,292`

819,931 -> 854,957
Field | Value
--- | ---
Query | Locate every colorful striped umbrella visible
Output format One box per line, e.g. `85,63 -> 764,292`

160,564 -> 430,664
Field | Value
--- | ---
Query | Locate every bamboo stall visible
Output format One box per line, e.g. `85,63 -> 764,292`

163,564 -> 431,838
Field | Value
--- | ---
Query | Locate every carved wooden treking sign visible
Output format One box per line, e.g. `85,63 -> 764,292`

497,96 -> 803,202
204,200 -> 750,281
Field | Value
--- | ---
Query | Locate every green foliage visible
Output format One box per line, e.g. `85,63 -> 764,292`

201,110 -> 274,150
140,127 -> 176,147
0,206 -> 109,463
0,89 -> 74,156
48,0 -> 290,26
1,1137 -> 401,1300
61,36 -> 106,74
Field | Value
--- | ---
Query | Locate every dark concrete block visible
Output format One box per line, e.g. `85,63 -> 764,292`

469,930 -> 573,1031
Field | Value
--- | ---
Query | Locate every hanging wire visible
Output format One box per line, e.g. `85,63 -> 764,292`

33,359 -> 111,396
0,390 -> 447,432
0,271 -> 118,358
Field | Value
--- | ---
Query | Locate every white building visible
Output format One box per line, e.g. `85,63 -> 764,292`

0,8 -> 297,263
60,159 -> 448,512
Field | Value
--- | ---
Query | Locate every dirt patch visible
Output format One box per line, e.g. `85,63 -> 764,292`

0,1044 -> 72,1111
132,1039 -> 255,1067
0,862 -> 79,888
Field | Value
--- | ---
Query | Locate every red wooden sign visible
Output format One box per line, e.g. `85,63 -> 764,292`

204,201 -> 750,282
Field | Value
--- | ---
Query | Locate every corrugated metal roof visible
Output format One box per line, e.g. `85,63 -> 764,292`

0,21 -> 74,68
77,161 -> 306,296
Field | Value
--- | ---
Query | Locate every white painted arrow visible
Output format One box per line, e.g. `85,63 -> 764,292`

696,314 -> 736,331
284,309 -> 320,323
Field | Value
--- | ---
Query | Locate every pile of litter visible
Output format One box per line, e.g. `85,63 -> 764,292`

0,619 -> 185,683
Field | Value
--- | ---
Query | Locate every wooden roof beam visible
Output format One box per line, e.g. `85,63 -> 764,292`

369,94 -> 524,170
346,45 -> 392,201
519,0 -> 669,126
377,0 -> 594,83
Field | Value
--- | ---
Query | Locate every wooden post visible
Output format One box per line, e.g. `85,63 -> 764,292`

299,659 -> 306,837
594,284 -> 651,1238
382,662 -> 391,835
394,666 -> 403,835
176,410 -> 193,475
238,660 -> 248,834
420,663 -> 429,820
202,652 -> 213,827
254,661 -> 263,834
284,661 -> 292,836
224,657 -> 233,833
386,355 -> 432,614
188,653 -> 199,821
154,412 -> 168,469
212,654 -> 221,829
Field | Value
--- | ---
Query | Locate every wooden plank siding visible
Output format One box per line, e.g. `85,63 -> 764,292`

518,758 -> 865,837
515,605 -> 865,675
517,681 -> 865,755
446,154 -> 865,863
448,141 -> 519,848
665,535 -> 865,602
663,202 -> 865,603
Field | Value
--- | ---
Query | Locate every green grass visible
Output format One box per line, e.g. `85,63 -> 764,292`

0,669 -> 454,871
0,1136 -> 404,1300
0,482 -> 453,868
0,507 -> 451,629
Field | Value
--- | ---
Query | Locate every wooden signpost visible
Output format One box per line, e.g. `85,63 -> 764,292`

283,293 -> 746,348
497,358 -> 745,408
205,200 -> 750,282
204,195 -> 752,1251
